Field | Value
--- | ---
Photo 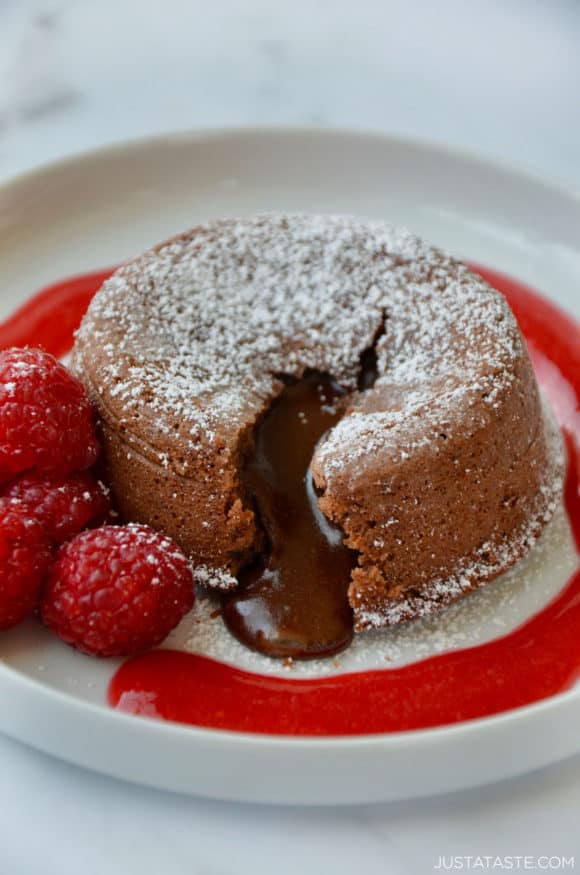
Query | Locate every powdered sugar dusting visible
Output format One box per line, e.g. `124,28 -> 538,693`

74,213 -> 518,464
192,564 -> 237,591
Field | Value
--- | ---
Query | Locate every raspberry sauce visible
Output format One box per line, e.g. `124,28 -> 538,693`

1,264 -> 579,736
0,269 -> 115,359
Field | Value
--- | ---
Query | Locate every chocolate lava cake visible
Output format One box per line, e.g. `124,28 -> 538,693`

73,214 -> 562,650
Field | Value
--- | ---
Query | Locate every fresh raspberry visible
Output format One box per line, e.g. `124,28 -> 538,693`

41,524 -> 195,657
0,497 -> 53,629
3,471 -> 111,543
0,348 -> 100,484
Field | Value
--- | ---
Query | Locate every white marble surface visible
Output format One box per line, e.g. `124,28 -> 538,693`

1,0 -> 580,188
1,0 -> 580,872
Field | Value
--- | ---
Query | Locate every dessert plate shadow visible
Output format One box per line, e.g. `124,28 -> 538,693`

0,127 -> 579,805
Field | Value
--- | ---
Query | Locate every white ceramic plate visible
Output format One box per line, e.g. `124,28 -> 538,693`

0,127 -> 579,806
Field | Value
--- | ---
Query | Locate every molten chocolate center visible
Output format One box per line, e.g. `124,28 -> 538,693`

222,373 -> 356,659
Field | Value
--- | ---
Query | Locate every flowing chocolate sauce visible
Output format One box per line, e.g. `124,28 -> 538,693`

222,373 -> 356,659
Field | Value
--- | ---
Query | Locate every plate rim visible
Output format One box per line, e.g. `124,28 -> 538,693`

1,122 -> 579,209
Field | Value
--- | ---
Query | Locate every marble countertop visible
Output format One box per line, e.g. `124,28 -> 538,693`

1,0 -> 580,188
1,1 -> 580,872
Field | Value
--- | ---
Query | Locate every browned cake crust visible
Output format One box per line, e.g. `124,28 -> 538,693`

72,214 -> 563,629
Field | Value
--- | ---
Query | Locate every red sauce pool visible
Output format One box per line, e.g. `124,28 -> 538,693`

2,263 -> 579,736
0,269 -> 115,360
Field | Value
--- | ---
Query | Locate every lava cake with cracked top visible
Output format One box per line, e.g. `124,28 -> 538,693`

72,214 -> 563,659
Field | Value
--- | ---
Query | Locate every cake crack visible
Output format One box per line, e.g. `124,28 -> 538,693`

357,310 -> 388,391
